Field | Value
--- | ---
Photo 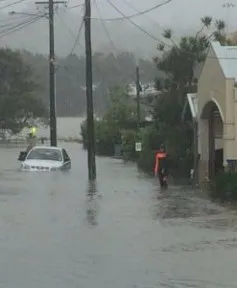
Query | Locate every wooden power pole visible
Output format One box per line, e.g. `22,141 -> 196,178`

136,65 -> 141,131
35,0 -> 65,147
84,0 -> 96,180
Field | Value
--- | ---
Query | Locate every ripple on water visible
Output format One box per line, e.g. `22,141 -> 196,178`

157,277 -> 237,288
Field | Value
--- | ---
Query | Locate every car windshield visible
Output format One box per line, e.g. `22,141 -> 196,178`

27,148 -> 62,161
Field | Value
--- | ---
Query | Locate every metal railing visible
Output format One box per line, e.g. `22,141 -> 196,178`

0,139 -> 50,148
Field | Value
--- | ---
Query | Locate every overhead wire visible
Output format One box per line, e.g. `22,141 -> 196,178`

106,0 -> 166,45
121,0 -> 177,44
107,0 -> 237,60
91,0 -> 122,88
0,0 -> 28,10
93,0 -> 142,84
0,13 -> 45,29
55,11 -> 84,50
69,3 -> 85,54
67,3 -> 84,9
59,0 -> 237,87
0,13 -> 42,24
55,5 -> 84,76
90,0 -> 173,21
93,0 -> 117,52
0,14 -> 46,38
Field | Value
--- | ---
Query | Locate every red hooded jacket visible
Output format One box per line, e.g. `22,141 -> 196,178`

154,151 -> 167,176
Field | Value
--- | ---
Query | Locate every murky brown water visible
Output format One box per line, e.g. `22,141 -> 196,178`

0,143 -> 237,288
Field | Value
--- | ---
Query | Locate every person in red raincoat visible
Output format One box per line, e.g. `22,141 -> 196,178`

154,144 -> 168,186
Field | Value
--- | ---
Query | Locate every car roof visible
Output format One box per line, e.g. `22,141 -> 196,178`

31,146 -> 63,151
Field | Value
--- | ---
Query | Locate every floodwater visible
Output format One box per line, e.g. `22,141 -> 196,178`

0,143 -> 237,288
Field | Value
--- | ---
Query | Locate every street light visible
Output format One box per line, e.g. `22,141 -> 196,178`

8,11 -> 48,18
9,11 -> 41,16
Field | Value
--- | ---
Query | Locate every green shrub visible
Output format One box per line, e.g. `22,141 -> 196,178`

80,119 -> 120,156
136,125 -> 193,178
209,171 -> 237,201
137,126 -> 161,174
121,129 -> 137,161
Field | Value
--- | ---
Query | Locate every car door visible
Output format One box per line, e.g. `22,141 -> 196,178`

62,149 -> 71,170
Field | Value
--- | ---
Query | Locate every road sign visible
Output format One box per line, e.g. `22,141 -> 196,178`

135,142 -> 142,152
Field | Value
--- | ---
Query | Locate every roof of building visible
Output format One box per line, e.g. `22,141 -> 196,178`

187,93 -> 198,119
182,93 -> 198,122
211,41 -> 237,80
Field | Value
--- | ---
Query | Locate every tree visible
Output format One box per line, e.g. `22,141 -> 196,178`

104,86 -> 138,128
81,86 -> 143,156
0,48 -> 47,135
155,16 -> 230,94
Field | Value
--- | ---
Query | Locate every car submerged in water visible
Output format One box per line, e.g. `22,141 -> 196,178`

18,146 -> 71,172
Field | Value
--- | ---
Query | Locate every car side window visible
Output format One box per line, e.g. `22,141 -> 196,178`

62,149 -> 70,162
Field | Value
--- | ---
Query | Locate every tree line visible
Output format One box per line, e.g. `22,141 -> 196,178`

0,47 -> 160,137
21,50 -> 160,116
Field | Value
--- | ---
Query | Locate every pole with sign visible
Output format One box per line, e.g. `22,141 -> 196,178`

135,142 -> 142,152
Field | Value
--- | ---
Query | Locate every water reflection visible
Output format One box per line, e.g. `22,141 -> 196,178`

86,180 -> 98,226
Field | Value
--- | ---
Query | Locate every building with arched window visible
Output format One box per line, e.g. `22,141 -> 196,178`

186,41 -> 237,183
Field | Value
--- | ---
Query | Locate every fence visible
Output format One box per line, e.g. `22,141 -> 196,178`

0,139 -> 50,148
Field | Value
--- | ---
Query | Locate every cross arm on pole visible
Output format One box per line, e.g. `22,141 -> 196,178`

35,1 -> 66,4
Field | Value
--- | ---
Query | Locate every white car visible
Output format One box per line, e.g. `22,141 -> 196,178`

20,146 -> 71,172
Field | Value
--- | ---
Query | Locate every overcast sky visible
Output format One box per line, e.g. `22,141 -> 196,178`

0,0 -> 236,56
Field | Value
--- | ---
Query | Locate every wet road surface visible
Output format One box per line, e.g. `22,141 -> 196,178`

0,143 -> 237,288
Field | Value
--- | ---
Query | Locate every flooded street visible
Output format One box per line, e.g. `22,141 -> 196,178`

0,143 -> 237,288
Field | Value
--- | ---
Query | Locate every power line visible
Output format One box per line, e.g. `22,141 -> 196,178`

69,4 -> 84,54
0,15 -> 45,38
0,0 -> 28,10
0,13 -> 45,29
55,5 -> 84,76
106,0 -> 166,44
94,0 -> 117,51
121,0 -> 174,45
122,0 -> 169,36
106,0 -> 237,61
67,2 -> 84,9
65,0 -> 71,8
90,0 -> 173,21
55,11 -> 84,51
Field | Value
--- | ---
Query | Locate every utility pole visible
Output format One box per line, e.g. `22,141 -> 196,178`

136,65 -> 141,131
222,2 -> 235,34
193,121 -> 198,186
35,0 -> 65,146
84,0 -> 96,180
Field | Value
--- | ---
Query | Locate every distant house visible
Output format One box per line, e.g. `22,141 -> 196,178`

127,83 -> 158,98
185,41 -> 237,183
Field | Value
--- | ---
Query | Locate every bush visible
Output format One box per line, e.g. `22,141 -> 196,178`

121,129 -> 137,161
137,126 -> 161,174
136,125 -> 193,178
80,119 -> 117,156
81,118 -> 123,155
209,171 -> 237,202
